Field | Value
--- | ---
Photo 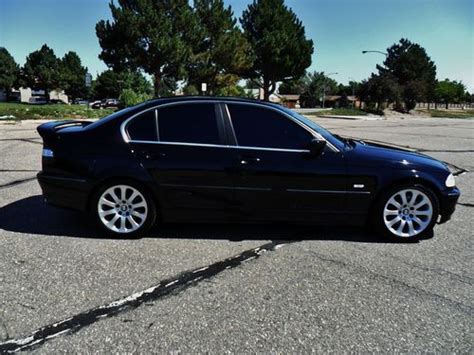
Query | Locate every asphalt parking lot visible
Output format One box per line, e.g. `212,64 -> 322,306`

0,115 -> 472,352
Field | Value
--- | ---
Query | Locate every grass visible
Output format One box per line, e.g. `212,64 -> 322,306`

418,109 -> 474,119
313,108 -> 368,116
0,102 -> 116,120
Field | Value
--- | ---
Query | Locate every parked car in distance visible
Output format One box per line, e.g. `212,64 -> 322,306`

37,97 -> 460,240
73,98 -> 89,105
89,100 -> 103,109
103,98 -> 119,108
50,99 -> 67,104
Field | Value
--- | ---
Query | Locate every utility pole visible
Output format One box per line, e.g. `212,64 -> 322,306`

322,72 -> 338,108
349,76 -> 355,108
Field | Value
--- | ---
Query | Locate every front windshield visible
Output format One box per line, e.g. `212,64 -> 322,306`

277,105 -> 344,146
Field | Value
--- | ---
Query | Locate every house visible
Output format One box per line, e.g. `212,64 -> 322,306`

324,95 -> 361,108
247,89 -> 300,108
0,87 -> 68,103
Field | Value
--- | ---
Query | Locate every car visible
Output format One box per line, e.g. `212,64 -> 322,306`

103,98 -> 119,108
73,98 -> 89,105
37,97 -> 460,240
89,100 -> 103,109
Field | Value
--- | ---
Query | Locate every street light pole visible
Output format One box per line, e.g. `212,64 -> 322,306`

361,50 -> 387,57
362,44 -> 413,57
322,72 -> 338,109
349,76 -> 355,108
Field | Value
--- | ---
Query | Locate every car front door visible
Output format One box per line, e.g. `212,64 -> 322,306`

125,102 -> 235,221
224,103 -> 347,223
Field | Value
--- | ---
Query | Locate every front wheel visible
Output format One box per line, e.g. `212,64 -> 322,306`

93,182 -> 156,238
374,185 -> 439,241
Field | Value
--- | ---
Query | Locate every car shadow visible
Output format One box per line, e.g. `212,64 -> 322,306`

0,195 -> 429,243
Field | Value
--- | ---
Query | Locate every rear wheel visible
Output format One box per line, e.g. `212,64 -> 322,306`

93,182 -> 156,238
374,185 -> 439,241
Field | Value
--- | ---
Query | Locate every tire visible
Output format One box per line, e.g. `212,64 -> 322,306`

373,184 -> 439,241
92,181 -> 157,238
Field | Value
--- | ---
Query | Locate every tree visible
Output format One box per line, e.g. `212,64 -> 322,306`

0,47 -> 20,101
21,44 -> 60,102
59,51 -> 88,100
241,0 -> 313,101
278,71 -> 342,107
435,79 -> 466,109
278,76 -> 307,95
359,73 -> 401,112
119,88 -> 152,107
378,38 -> 436,111
93,69 -> 152,100
188,0 -> 253,94
96,0 -> 200,97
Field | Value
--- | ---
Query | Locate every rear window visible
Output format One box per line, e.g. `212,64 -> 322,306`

127,109 -> 157,141
157,103 -> 220,145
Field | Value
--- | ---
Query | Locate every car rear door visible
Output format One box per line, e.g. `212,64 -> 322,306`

224,103 -> 348,223
125,101 -> 236,221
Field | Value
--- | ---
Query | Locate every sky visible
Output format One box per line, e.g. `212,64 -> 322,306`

1,0 -> 473,91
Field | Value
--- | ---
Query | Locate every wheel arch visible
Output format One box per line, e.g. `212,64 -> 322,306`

369,175 -> 442,219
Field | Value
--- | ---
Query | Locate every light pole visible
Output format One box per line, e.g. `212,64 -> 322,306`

362,43 -> 414,57
322,72 -> 338,108
348,76 -> 355,108
361,50 -> 387,57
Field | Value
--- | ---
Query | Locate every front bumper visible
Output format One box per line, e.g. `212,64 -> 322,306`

438,187 -> 460,224
37,172 -> 91,211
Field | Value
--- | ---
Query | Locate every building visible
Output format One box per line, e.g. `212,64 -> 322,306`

324,95 -> 361,108
0,87 -> 68,103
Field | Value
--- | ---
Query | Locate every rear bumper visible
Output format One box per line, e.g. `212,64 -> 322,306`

37,172 -> 91,211
438,187 -> 460,224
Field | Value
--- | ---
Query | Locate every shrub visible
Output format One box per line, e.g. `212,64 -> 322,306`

119,89 -> 152,107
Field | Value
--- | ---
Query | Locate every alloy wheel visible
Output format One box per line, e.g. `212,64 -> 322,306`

97,184 -> 148,234
383,188 -> 433,238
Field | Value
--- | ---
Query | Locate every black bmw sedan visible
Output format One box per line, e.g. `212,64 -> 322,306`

37,97 -> 460,240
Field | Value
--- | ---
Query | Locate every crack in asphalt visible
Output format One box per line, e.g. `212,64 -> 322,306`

306,250 -> 473,313
0,138 -> 42,145
0,240 -> 295,353
0,318 -> 9,343
457,202 -> 474,208
0,177 -> 37,190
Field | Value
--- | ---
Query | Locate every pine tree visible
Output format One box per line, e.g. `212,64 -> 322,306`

189,0 -> 253,94
240,0 -> 313,100
96,0 -> 200,96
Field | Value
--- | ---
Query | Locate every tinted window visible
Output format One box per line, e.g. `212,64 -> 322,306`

158,103 -> 220,144
228,104 -> 312,149
127,109 -> 157,141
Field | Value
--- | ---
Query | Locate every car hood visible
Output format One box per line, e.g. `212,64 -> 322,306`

349,140 -> 448,172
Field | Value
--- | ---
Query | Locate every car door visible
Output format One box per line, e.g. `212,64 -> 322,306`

224,103 -> 347,222
125,102 -> 235,221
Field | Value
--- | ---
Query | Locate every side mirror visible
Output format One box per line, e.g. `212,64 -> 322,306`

308,138 -> 326,156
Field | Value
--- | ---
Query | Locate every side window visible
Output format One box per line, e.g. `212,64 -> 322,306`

227,104 -> 312,149
127,109 -> 157,141
158,103 -> 220,145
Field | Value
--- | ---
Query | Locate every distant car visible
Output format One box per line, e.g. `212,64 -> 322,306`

89,100 -> 103,109
73,98 -> 89,105
50,99 -> 66,104
37,97 -> 460,240
103,98 -> 119,108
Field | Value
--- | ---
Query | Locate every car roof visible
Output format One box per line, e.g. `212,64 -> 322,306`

140,96 -> 279,108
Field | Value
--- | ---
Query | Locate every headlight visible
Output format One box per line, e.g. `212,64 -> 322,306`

445,173 -> 455,187
42,148 -> 54,158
